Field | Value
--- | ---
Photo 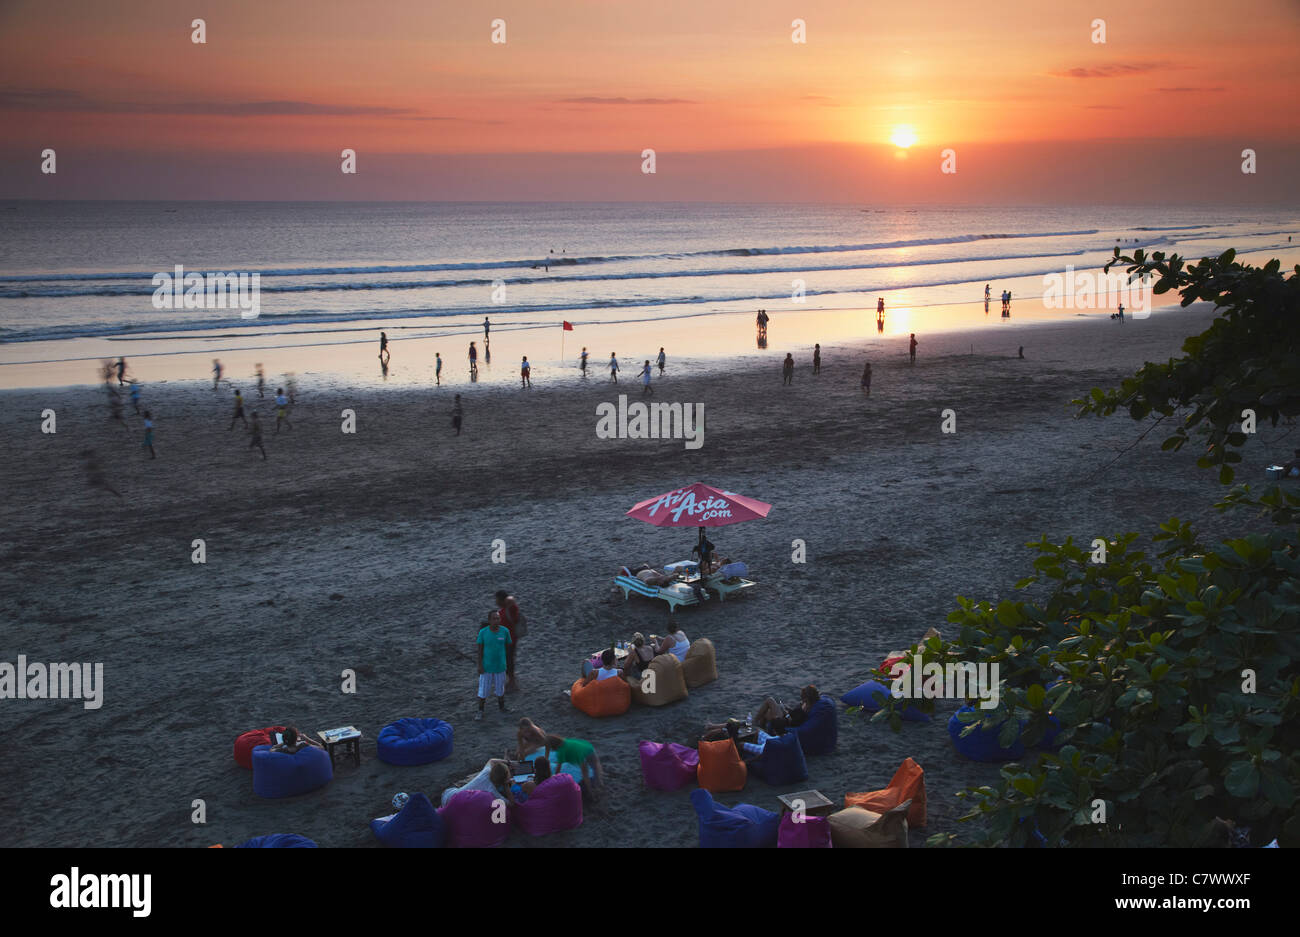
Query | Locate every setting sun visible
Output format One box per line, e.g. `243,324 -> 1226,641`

890,126 -> 918,148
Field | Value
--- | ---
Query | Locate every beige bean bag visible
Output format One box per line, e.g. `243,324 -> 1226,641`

630,653 -> 689,707
826,801 -> 910,848
682,638 -> 718,688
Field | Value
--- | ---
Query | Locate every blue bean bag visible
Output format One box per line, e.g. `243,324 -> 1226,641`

377,717 -> 454,767
947,706 -> 1027,762
841,680 -> 931,722
749,732 -> 808,786
371,792 -> 446,848
251,744 -> 333,798
788,695 -> 838,755
691,789 -> 780,848
235,834 -> 317,848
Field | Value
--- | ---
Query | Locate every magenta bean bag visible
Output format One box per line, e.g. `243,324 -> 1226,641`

437,789 -> 512,847
638,740 -> 700,791
778,812 -> 833,848
514,775 -> 583,836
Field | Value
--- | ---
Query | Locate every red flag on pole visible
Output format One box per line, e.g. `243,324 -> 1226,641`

562,321 -> 574,331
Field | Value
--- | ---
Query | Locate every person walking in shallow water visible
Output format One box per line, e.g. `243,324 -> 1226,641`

468,341 -> 478,376
782,353 -> 794,385
641,360 -> 654,396
813,343 -> 821,375
609,353 -> 619,383
579,347 -> 589,375
657,347 -> 666,375
378,331 -> 390,363
909,333 -> 917,364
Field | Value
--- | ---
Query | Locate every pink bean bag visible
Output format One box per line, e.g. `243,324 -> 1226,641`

638,741 -> 700,791
778,812 -> 833,848
438,789 -> 512,847
514,775 -> 583,836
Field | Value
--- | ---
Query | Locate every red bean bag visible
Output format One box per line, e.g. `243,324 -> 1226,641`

570,675 -> 631,718
514,775 -> 583,836
697,738 -> 747,793
233,725 -> 287,769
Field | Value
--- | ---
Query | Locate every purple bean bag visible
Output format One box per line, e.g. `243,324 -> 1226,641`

514,775 -> 583,836
638,741 -> 700,791
788,695 -> 838,756
777,813 -> 833,848
371,792 -> 446,848
690,789 -> 780,848
234,833 -> 317,848
251,744 -> 333,799
437,789 -> 512,847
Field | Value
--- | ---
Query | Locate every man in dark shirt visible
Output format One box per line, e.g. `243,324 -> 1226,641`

495,590 -> 522,691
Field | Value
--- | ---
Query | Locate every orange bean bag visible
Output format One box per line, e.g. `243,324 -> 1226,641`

630,653 -> 689,707
697,738 -> 747,793
844,756 -> 926,827
682,638 -> 718,688
570,675 -> 631,717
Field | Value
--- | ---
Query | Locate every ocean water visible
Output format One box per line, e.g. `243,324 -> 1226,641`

0,201 -> 1295,387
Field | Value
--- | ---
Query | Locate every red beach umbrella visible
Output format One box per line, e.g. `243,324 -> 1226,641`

626,483 -> 772,546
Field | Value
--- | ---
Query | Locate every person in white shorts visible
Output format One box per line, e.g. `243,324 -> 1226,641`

476,615 -> 512,720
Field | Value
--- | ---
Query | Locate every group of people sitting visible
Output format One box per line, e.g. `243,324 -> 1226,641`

579,625 -> 691,685
700,684 -> 822,761
440,718 -> 604,806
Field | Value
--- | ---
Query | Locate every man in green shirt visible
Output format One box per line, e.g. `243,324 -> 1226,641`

545,734 -> 604,790
476,617 -> 512,720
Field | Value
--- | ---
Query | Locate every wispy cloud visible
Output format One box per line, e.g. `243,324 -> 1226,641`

1052,63 -> 1174,79
0,88 -> 421,117
558,96 -> 694,105
1157,86 -> 1225,93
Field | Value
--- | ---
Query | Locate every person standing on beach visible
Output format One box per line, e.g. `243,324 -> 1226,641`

641,360 -> 654,396
255,363 -> 266,398
861,362 -> 872,395
116,357 -> 127,386
813,343 -> 821,375
782,353 -> 794,385
580,347 -> 589,374
212,359 -> 223,390
229,389 -> 247,429
452,394 -> 463,435
274,388 -> 291,433
657,347 -> 666,375
483,317 -> 491,341
521,356 -> 531,388
495,590 -> 523,692
468,341 -> 478,376
248,412 -> 267,460
142,411 -> 156,459
379,331 -> 390,363
909,334 -> 918,364
609,352 -> 619,383
435,352 -> 443,385
984,284 -> 991,302
476,615 -> 512,720
877,297 -> 885,318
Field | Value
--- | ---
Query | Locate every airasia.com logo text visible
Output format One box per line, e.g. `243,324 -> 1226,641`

648,491 -> 734,523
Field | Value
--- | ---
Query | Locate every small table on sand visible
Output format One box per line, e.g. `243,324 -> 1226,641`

733,724 -> 760,747
317,726 -> 362,768
777,790 -> 835,818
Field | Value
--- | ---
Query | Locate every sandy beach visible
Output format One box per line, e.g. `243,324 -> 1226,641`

0,302 -> 1269,847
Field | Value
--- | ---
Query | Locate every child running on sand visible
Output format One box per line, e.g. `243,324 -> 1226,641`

142,411 -> 156,459
129,382 -> 141,414
476,616 -> 512,720
229,389 -> 247,429
274,388 -> 291,433
248,412 -> 267,459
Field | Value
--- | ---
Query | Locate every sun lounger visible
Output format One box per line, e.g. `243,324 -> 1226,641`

614,573 -> 701,613
703,571 -> 756,601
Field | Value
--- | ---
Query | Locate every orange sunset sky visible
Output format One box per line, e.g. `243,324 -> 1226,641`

1,0 -> 1297,201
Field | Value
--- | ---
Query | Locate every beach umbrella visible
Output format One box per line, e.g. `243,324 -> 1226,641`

626,483 -> 772,552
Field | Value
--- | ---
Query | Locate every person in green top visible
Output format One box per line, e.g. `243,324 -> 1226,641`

475,617 -> 512,720
545,734 -> 604,790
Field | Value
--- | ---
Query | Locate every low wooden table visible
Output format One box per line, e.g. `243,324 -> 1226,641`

317,726 -> 362,768
777,790 -> 835,818
733,724 -> 760,746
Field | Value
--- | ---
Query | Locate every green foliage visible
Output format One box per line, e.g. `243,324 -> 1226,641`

1074,248 -> 1300,487
922,527 -> 1300,847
